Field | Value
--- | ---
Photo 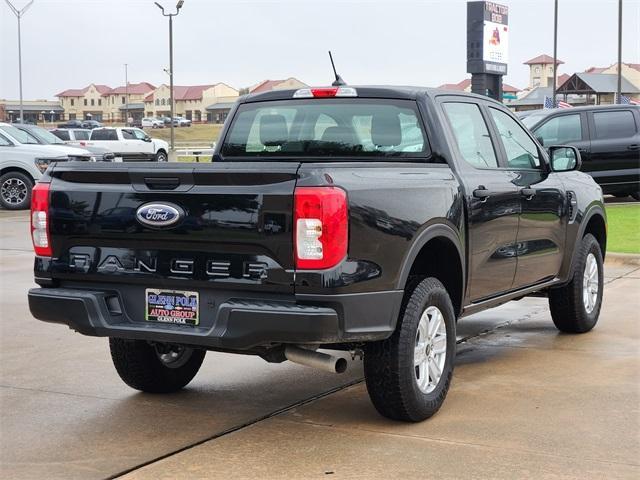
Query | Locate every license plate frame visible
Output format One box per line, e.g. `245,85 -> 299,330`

145,288 -> 199,326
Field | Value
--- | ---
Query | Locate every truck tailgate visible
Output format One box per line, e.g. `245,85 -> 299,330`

44,162 -> 299,294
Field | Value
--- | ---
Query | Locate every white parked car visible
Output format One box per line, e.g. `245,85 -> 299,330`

141,117 -> 165,129
87,127 -> 169,162
0,123 -> 93,210
174,116 -> 192,127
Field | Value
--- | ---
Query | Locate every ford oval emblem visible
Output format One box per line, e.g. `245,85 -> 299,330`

136,202 -> 184,229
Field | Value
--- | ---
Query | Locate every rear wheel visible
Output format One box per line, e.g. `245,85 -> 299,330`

631,192 -> 640,201
0,171 -> 33,210
549,233 -> 604,333
364,277 -> 456,422
109,339 -> 205,393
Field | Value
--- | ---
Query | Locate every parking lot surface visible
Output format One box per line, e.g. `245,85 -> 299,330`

1,209 -> 639,479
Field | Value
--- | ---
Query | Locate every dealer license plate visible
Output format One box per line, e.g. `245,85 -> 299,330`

145,289 -> 199,326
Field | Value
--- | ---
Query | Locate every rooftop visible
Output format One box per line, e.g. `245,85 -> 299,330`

524,54 -> 564,65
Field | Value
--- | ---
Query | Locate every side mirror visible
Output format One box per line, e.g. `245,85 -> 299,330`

144,135 -> 151,142
549,145 -> 581,172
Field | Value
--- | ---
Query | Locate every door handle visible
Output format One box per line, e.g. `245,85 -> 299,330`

473,186 -> 491,202
520,188 -> 536,200
628,144 -> 639,151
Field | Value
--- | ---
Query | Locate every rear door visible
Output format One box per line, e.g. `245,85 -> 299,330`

487,107 -> 566,288
586,108 -> 640,193
441,100 -> 520,301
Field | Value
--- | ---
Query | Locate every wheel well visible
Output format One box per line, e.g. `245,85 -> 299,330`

0,167 -> 34,183
584,213 -> 607,259
407,237 -> 463,316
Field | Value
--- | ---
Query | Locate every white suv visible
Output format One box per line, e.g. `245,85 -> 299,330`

141,117 -> 165,129
0,123 -> 92,210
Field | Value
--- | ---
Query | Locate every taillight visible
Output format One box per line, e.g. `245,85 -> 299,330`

294,187 -> 348,269
31,182 -> 52,257
293,87 -> 358,98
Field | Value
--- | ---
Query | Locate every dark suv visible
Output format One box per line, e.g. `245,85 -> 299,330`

522,104 -> 640,199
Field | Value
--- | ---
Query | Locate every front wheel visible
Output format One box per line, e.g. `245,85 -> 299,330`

364,277 -> 456,422
0,171 -> 33,210
548,233 -> 604,333
109,339 -> 205,393
155,150 -> 168,162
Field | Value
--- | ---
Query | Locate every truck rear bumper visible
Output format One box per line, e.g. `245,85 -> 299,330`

28,287 -> 403,350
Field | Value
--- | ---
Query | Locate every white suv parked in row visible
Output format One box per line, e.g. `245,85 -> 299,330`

87,127 -> 169,162
0,123 -> 93,210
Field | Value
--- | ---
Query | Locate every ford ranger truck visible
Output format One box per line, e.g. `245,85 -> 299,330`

28,87 -> 606,422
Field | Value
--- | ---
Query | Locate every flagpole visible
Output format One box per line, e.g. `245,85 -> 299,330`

552,0 -> 558,107
616,0 -> 622,103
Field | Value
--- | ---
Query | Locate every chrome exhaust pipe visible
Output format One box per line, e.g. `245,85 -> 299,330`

284,346 -> 347,374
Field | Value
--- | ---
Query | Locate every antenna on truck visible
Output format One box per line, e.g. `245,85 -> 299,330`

328,51 -> 346,86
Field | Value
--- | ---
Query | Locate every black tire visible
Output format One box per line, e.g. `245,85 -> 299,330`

364,277 -> 456,422
155,150 -> 168,162
549,233 -> 604,333
0,171 -> 33,210
109,339 -> 205,393
630,192 -> 640,201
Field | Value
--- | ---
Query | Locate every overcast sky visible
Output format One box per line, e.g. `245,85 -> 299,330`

1,0 -> 639,100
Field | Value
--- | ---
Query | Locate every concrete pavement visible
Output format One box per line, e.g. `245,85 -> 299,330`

1,209 -> 639,479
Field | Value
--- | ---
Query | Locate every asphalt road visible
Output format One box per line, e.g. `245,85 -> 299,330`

1,209 -> 638,479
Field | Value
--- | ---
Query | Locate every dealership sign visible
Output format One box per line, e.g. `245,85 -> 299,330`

467,1 -> 509,75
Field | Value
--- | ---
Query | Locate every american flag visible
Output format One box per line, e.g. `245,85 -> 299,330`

544,96 -> 572,109
620,95 -> 640,105
543,96 -> 554,109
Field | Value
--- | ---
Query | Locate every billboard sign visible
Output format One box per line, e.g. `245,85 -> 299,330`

467,1 -> 509,75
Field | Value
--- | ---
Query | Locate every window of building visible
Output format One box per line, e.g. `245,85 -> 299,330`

70,99 -> 74,106
155,99 -> 159,106
84,99 -> 87,106
593,110 -> 636,139
91,99 -> 95,106
443,102 -> 498,169
161,99 -> 166,106
98,99 -> 102,106
122,96 -> 126,104
535,66 -> 541,73
489,108 -> 541,169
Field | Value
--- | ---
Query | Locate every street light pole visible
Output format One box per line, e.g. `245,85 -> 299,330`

616,0 -> 622,103
5,0 -> 34,124
155,0 -> 184,153
124,63 -> 129,125
552,0 -> 558,108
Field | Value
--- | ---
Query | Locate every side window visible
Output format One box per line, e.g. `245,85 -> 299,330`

0,133 -> 11,146
443,102 -> 499,168
592,110 -> 636,139
73,130 -> 90,140
132,129 -> 147,140
122,129 -> 135,140
53,130 -> 70,141
91,129 -> 117,141
489,108 -> 541,169
535,114 -> 582,145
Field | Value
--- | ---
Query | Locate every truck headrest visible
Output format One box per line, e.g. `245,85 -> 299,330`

259,114 -> 288,147
371,112 -> 402,147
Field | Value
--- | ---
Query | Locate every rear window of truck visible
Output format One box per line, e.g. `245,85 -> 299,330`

220,99 -> 430,160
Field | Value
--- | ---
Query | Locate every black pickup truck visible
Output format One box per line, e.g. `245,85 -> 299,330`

28,86 -> 606,422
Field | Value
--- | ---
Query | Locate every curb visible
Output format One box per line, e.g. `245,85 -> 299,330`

605,252 -> 640,266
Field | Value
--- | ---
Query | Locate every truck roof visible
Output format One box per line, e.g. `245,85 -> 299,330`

242,85 -> 504,105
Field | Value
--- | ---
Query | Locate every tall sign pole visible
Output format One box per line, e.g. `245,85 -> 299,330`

616,0 -> 622,103
124,63 -> 129,125
467,1 -> 509,101
552,0 -> 558,107
5,0 -> 34,123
